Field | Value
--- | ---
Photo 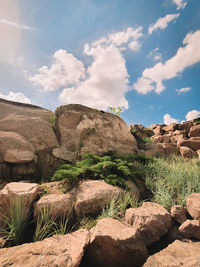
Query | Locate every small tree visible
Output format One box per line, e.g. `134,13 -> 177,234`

109,106 -> 125,117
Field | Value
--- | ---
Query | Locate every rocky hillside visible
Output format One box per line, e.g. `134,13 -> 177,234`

0,98 -> 137,181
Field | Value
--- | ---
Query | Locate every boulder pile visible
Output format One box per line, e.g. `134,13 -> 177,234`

0,181 -> 200,266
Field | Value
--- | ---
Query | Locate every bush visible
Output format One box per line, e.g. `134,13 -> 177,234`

51,153 -> 153,189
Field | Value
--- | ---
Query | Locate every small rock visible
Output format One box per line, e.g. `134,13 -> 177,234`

170,205 -> 187,224
179,219 -> 200,240
187,193 -> 200,220
125,202 -> 172,246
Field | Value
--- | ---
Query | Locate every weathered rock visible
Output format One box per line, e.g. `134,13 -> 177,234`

0,229 -> 89,267
56,104 -> 138,157
143,240 -> 200,267
144,143 -> 164,157
85,218 -> 148,267
163,123 -> 178,132
189,124 -> 200,137
39,181 -> 70,195
125,202 -> 172,246
34,193 -> 74,220
52,148 -> 77,162
4,149 -> 35,164
177,138 -> 200,151
179,121 -> 193,134
179,219 -> 200,240
180,146 -> 196,158
153,125 -> 164,135
170,205 -> 187,224
75,180 -> 123,217
162,143 -> 180,155
151,135 -> 170,143
0,182 -> 39,227
187,193 -> 200,219
150,124 -> 159,130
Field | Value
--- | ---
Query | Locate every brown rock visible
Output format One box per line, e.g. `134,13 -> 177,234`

179,219 -> 200,240
3,149 -> 35,164
163,123 -> 178,132
162,143 -> 180,155
74,180 -> 123,217
144,143 -> 164,157
85,218 -> 148,267
179,121 -> 193,134
125,202 -> 172,246
56,104 -> 138,156
189,124 -> 200,137
143,240 -> 200,267
170,205 -> 187,224
34,193 -> 74,220
187,193 -> 200,219
177,138 -> 200,151
180,146 -> 196,158
0,229 -> 89,267
39,181 -> 69,195
150,124 -> 159,129
153,125 -> 163,135
151,135 -> 170,143
0,237 -> 5,248
197,149 -> 200,159
0,182 -> 39,227
52,148 -> 77,162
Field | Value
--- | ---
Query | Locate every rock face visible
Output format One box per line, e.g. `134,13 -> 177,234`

84,218 -> 148,267
74,180 -> 123,217
187,193 -> 200,219
125,202 -> 172,246
170,205 -> 187,224
56,104 -> 138,158
143,240 -> 200,267
179,220 -> 200,240
180,146 -> 197,158
0,229 -> 89,267
0,99 -> 138,181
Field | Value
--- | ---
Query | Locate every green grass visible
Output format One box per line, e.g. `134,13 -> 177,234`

0,197 -> 30,245
145,155 -> 200,209
51,153 -> 153,189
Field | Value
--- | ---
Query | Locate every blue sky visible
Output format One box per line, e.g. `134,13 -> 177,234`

0,0 -> 199,126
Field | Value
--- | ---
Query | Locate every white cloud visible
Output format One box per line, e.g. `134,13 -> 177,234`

148,47 -> 162,61
173,0 -> 187,10
148,14 -> 180,35
163,114 -> 179,124
0,18 -> 32,30
30,27 -> 143,110
59,45 -> 129,110
185,110 -> 200,121
29,49 -> 86,91
0,91 -> 31,104
134,30 -> 200,94
176,87 -> 191,94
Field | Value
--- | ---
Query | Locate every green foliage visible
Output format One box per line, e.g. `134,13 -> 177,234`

0,197 -> 30,245
194,117 -> 200,123
145,155 -> 200,209
49,113 -> 56,127
51,153 -> 152,189
109,106 -> 125,117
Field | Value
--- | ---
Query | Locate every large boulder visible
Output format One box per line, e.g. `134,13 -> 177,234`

125,202 -> 172,246
144,143 -> 164,157
84,218 -> 148,267
170,205 -> 187,224
180,146 -> 196,158
143,240 -> 200,267
0,229 -> 89,267
162,123 -> 179,132
177,138 -> 200,151
74,180 -> 123,217
55,104 -> 138,158
187,193 -> 200,219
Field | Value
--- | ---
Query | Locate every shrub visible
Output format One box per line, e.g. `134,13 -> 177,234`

51,153 -> 153,189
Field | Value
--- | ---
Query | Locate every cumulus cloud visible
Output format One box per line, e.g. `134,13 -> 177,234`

29,49 -> 86,91
0,91 -> 31,104
163,114 -> 179,124
176,87 -> 191,94
30,27 -> 143,110
148,13 -> 180,35
173,0 -> 187,10
134,30 -> 200,94
185,110 -> 200,121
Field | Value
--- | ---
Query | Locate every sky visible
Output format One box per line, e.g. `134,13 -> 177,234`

0,0 -> 199,126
